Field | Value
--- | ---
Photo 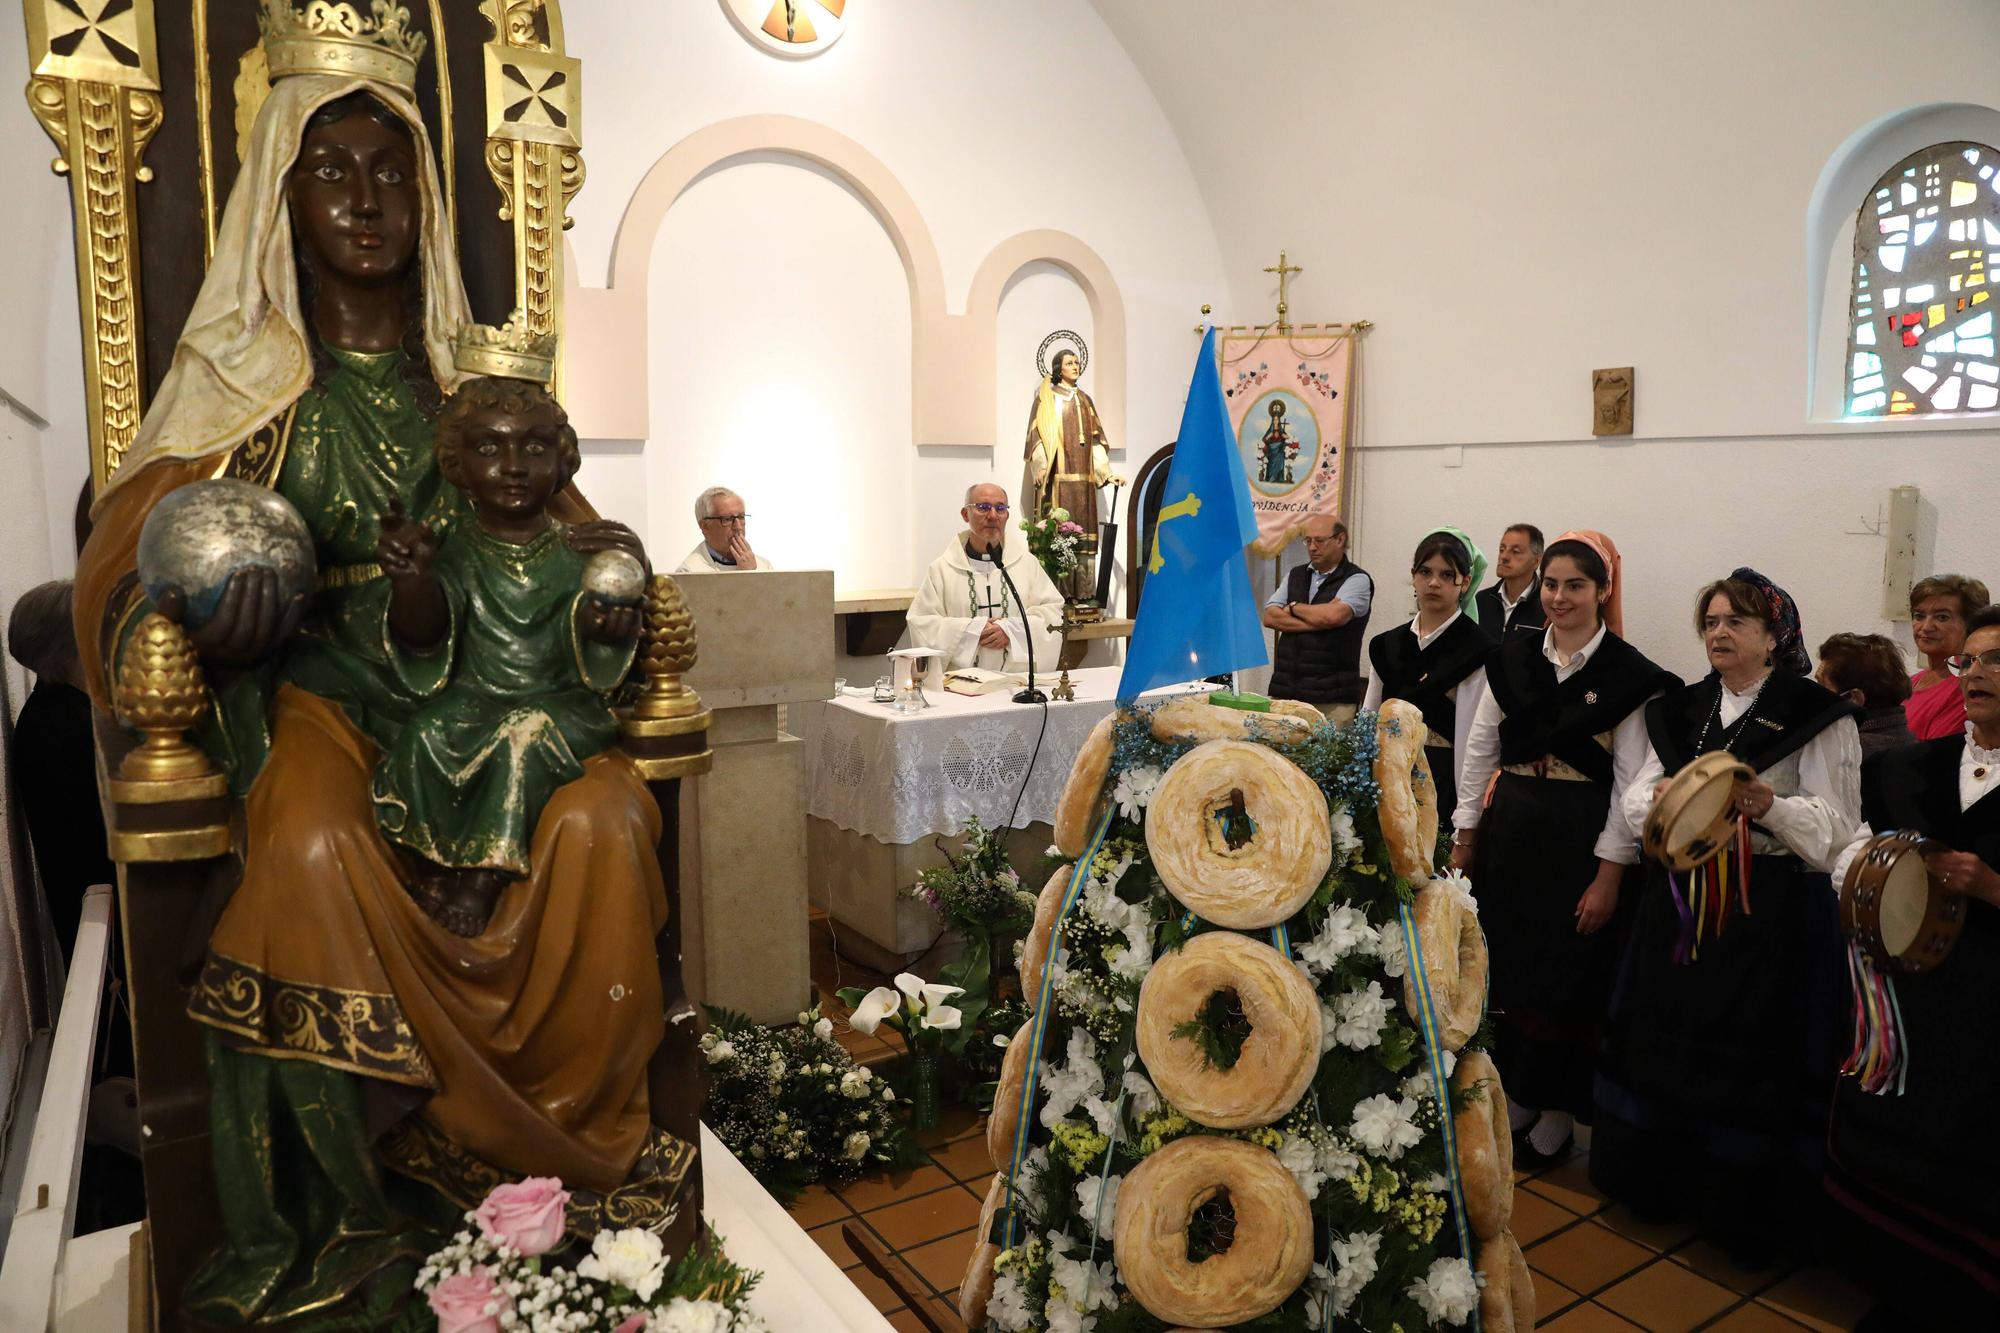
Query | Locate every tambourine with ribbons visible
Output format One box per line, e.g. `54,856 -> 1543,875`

1643,752 -> 1755,964
1837,831 -> 1967,1097
1643,752 -> 1753,870
1838,831 -> 1966,974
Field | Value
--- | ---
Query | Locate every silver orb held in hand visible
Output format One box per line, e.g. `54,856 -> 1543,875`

136,479 -> 318,628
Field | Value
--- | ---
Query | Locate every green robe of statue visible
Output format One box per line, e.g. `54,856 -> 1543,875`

373,522 -> 632,876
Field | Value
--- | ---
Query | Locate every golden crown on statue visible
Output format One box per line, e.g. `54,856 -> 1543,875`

259,0 -> 429,91
454,311 -> 559,384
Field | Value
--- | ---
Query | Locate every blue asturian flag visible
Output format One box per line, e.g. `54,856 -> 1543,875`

1118,326 -> 1269,701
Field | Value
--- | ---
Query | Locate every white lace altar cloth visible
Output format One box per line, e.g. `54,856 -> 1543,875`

796,667 -> 1213,844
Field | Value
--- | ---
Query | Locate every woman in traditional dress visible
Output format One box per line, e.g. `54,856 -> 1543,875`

1591,570 -> 1860,1268
1823,606 -> 2000,1324
1905,573 -> 1990,740
73,43 -> 678,1324
1450,531 -> 1677,1165
1362,526 -> 1494,825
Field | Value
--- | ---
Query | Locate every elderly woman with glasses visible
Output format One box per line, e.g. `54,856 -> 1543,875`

1905,573 -> 1991,740
1594,569 -> 1861,1271
677,486 -> 774,572
1821,605 -> 2000,1325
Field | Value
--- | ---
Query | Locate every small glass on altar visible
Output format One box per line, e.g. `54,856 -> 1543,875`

888,648 -> 941,713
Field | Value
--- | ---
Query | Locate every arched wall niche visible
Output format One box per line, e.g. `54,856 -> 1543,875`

1805,100 -> 2000,419
563,114 -> 1126,451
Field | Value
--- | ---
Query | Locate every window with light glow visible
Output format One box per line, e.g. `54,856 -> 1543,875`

1847,142 -> 2000,417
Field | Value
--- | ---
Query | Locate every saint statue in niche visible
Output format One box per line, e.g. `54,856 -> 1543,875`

1023,331 -> 1120,604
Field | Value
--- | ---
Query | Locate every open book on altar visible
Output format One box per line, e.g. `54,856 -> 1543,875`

943,667 -> 1029,696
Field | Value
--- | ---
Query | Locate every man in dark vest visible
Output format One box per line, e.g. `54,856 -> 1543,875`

1262,516 -> 1373,723
1475,521 -> 1547,641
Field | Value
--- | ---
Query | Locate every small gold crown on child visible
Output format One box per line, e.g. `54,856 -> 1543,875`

454,312 -> 558,385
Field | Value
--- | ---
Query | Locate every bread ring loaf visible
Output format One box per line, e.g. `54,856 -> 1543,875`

1146,740 -> 1331,929
958,1175 -> 1006,1329
1054,713 -> 1118,857
1399,879 -> 1488,1051
1450,1050 -> 1513,1239
1477,1230 -> 1535,1333
1136,931 -> 1321,1130
1019,864 -> 1071,1003
1374,699 -> 1441,882
1263,698 -> 1326,728
1149,695 -> 1312,746
986,1026 -> 1035,1172
1113,1135 -> 1314,1327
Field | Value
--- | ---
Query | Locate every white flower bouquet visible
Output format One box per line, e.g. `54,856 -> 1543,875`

415,1176 -> 761,1333
699,1004 -> 914,1199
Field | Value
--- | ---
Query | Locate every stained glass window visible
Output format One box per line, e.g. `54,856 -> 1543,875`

1846,142 -> 2000,417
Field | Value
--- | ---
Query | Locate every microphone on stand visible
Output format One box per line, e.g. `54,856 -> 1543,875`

990,543 -> 1047,704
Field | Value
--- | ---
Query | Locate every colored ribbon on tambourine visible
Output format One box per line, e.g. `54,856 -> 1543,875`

1840,940 -> 1909,1096
1666,813 -> 1754,964
1399,899 -> 1483,1333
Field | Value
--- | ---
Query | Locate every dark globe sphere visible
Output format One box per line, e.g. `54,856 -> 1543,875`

136,479 -> 317,629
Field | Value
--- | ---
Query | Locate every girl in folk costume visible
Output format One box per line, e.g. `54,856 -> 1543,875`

1023,341 -> 1119,602
1592,571 -> 1860,1268
1450,531 -> 1678,1165
1362,526 -> 1495,825
72,8 -> 677,1320
1821,606 -> 2000,1324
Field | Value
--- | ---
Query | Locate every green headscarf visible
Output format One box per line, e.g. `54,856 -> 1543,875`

1424,525 -> 1489,622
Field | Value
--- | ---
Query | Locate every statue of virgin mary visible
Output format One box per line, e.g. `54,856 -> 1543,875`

74,6 -> 685,1322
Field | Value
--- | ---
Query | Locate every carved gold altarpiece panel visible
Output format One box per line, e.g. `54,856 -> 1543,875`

24,0 -> 587,496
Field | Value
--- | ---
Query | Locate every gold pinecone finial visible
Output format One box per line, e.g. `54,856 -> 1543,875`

632,574 -> 701,720
115,614 -> 216,782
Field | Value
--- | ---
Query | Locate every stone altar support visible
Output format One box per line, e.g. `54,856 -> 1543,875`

674,569 -> 833,1024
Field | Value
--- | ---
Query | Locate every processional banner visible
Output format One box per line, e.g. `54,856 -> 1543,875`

1216,326 -> 1358,557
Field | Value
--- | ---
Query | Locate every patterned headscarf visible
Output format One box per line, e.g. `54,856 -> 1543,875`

1423,525 -> 1489,623
1728,566 -> 1811,676
1550,529 -> 1624,638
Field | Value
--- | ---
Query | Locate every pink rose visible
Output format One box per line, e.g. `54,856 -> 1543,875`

473,1176 -> 570,1256
613,1316 -> 649,1333
428,1266 -> 507,1333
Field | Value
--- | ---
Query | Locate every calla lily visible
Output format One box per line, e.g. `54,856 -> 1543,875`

847,986 -> 899,1036
893,972 -> 926,1000
920,982 -> 966,1012
920,1005 -> 964,1031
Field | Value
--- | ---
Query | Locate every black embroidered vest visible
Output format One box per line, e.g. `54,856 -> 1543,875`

1487,631 -> 1679,785
1645,671 -> 1858,776
1367,613 -> 1494,742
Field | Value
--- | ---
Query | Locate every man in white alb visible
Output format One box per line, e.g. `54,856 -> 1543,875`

907,483 -> 1063,673
676,487 -> 774,572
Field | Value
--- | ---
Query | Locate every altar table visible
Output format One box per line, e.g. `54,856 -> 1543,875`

796,667 -> 1210,967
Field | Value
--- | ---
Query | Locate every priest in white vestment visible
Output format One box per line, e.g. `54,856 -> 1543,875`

677,486 -> 774,572
907,483 -> 1064,673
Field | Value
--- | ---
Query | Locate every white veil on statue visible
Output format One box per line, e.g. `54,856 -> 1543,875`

107,72 -> 471,494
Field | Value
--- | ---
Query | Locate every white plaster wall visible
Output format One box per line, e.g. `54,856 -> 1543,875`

1091,0 -> 2000,677
0,2 -> 83,638
561,0 -> 1227,590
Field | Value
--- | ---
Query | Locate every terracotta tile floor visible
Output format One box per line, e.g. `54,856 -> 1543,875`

788,912 -> 1876,1329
